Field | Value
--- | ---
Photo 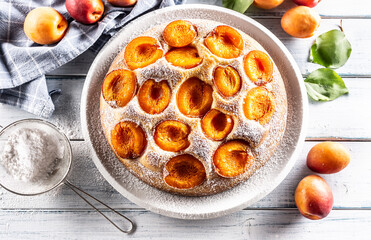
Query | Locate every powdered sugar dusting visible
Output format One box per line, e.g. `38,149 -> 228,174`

98,18 -> 288,196
82,6 -> 307,219
101,19 -> 286,195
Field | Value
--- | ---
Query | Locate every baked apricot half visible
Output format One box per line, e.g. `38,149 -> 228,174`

205,25 -> 244,59
213,140 -> 254,178
165,47 -> 203,69
244,50 -> 273,85
201,109 -> 234,141
102,69 -> 137,108
163,20 -> 197,47
154,120 -> 190,152
124,36 -> 163,70
110,121 -> 147,159
243,87 -> 275,125
138,79 -> 171,114
176,77 -> 213,117
164,154 -> 206,189
213,66 -> 242,98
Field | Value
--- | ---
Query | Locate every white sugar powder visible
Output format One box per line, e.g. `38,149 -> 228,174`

0,128 -> 64,182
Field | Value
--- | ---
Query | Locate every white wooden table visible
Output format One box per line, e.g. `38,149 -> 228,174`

1,1 -> 371,239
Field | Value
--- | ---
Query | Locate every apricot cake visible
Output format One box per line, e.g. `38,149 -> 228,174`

100,19 -> 287,196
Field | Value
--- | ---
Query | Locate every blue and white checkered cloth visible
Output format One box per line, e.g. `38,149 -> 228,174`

0,0 -> 184,118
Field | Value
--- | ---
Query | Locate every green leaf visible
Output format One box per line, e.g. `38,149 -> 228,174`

304,68 -> 349,101
309,29 -> 352,69
222,0 -> 253,13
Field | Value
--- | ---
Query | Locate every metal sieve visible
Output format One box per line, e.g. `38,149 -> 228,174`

0,119 -> 134,234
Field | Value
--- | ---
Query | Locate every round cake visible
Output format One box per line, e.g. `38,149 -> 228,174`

100,19 -> 287,196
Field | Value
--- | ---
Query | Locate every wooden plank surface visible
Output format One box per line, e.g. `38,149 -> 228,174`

1,209 -> 370,240
1,141 -> 369,209
1,1 -> 370,238
49,19 -> 371,77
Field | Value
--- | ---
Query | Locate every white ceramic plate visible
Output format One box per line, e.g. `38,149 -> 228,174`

81,4 -> 307,220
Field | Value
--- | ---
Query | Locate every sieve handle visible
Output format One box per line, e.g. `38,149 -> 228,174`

65,180 -> 135,234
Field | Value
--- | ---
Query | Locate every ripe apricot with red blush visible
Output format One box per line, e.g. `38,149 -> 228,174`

307,142 -> 351,174
295,175 -> 334,220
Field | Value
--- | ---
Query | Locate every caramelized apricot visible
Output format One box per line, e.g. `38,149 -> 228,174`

164,154 -> 206,189
163,20 -> 197,47
102,69 -> 137,108
176,77 -> 213,117
124,36 -> 163,70
154,120 -> 190,152
213,140 -> 254,178
165,47 -> 203,69
243,87 -> 275,125
201,109 -> 234,141
214,66 -> 242,97
243,50 -> 273,85
110,121 -> 147,159
205,25 -> 244,59
138,79 -> 171,114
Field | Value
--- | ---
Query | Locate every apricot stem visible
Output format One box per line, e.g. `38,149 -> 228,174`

339,19 -> 344,32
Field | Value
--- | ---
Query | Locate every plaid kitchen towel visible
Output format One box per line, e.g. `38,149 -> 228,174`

0,0 -> 184,118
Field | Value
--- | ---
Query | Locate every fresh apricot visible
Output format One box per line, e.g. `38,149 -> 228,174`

165,47 -> 203,69
164,154 -> 206,189
176,77 -> 213,117
24,7 -> 68,45
295,175 -> 334,220
254,0 -> 285,9
201,109 -> 234,141
137,79 -> 171,114
108,0 -> 137,7
102,69 -> 137,108
205,25 -> 244,59
213,140 -> 254,178
110,121 -> 147,159
163,20 -> 197,47
243,50 -> 273,85
213,66 -> 242,98
307,142 -> 351,174
243,87 -> 275,125
281,6 -> 321,38
124,36 -> 163,70
293,0 -> 321,8
66,0 -> 104,24
154,120 -> 191,152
